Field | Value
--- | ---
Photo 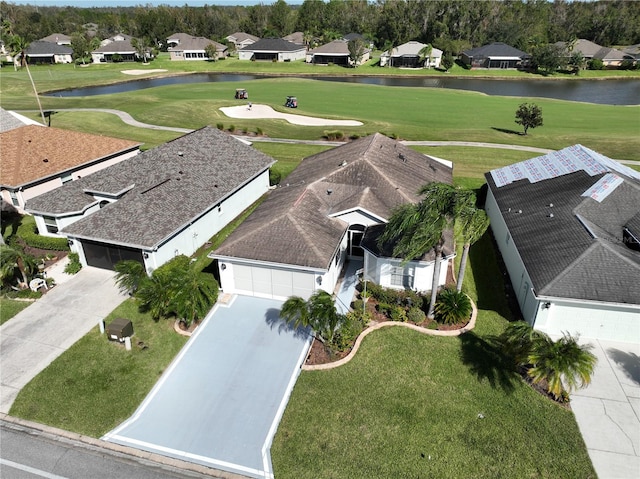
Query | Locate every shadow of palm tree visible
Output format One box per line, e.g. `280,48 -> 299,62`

607,348 -> 640,385
491,127 -> 523,135
264,307 -> 312,339
459,332 -> 518,393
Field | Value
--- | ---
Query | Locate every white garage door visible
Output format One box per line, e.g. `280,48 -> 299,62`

233,264 -> 315,300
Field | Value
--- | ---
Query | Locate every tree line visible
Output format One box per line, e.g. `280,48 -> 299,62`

1,0 -> 639,56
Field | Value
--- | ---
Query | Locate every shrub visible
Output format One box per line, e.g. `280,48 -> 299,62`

426,320 -> 439,330
376,302 -> 393,316
349,133 -> 360,140
228,124 -> 236,132
390,305 -> 407,322
620,59 -> 635,70
16,288 -> 42,299
64,252 -> 82,274
434,288 -> 472,325
407,306 -> 426,324
216,123 -> 224,130
331,311 -> 367,352
21,228 -> 69,251
588,58 -> 604,70
324,130 -> 344,141
269,169 -> 282,186
256,127 -> 263,135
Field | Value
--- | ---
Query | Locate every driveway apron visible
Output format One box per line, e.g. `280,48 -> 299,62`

103,295 -> 312,479
0,267 -> 126,413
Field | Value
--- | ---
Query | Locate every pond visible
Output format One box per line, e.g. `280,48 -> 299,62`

45,73 -> 640,106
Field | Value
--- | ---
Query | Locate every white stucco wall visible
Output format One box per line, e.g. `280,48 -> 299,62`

363,251 -> 451,293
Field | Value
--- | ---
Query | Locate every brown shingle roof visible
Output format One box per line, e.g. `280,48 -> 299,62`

0,125 -> 140,187
214,133 -> 453,269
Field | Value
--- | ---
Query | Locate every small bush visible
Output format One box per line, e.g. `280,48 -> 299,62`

620,59 -> 635,70
588,58 -> 604,70
228,124 -> 236,132
349,133 -> 360,140
376,302 -> 393,316
21,227 -> 69,251
324,130 -> 345,141
216,123 -> 224,130
390,305 -> 407,322
269,169 -> 282,186
407,306 -> 426,324
16,288 -> 42,299
434,288 -> 472,325
426,320 -> 439,330
256,127 -> 263,135
64,252 -> 82,275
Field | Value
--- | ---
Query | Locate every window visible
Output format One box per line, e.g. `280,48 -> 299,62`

43,216 -> 58,234
390,265 -> 414,288
9,191 -> 19,206
61,173 -> 73,184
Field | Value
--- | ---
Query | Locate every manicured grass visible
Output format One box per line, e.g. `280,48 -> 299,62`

0,298 -> 32,326
9,299 -> 188,437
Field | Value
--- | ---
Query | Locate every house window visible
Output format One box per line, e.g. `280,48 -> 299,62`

61,173 -> 73,184
9,191 -> 19,206
390,265 -> 414,288
43,216 -> 59,234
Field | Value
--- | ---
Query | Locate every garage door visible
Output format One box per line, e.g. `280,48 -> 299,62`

233,264 -> 315,299
82,240 -> 144,271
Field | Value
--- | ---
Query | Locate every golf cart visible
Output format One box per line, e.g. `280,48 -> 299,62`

285,96 -> 298,108
235,88 -> 248,99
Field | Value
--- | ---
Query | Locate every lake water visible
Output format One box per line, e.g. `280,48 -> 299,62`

46,73 -> 640,105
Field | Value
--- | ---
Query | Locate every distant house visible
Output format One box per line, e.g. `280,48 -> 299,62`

39,33 -> 71,46
210,133 -> 454,300
0,108 -> 43,133
622,44 -> 640,61
26,127 -> 275,273
225,32 -> 259,50
282,32 -> 305,46
343,33 -> 374,49
1,119 -> 140,213
238,38 -> 306,62
484,145 -> 640,343
92,34 -> 149,63
166,33 -> 227,60
460,42 -> 530,69
555,39 -> 635,68
25,41 -> 73,64
306,39 -> 371,66
380,41 -> 442,68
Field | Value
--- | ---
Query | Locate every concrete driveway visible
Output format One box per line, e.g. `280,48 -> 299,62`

0,267 -> 126,413
570,339 -> 640,479
103,295 -> 312,479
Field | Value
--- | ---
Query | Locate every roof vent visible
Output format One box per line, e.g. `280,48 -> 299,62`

547,213 -> 554,218
399,153 -> 406,162
327,189 -> 333,195
178,151 -> 184,157
43,158 -> 49,163
340,160 -> 347,167
548,203 -> 554,207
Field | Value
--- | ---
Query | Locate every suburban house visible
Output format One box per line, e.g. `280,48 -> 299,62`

25,40 -> 73,64
380,41 -> 442,68
39,33 -> 71,45
484,145 -> 640,343
622,44 -> 640,61
1,119 -> 140,213
343,33 -> 374,50
282,31 -> 305,46
306,39 -> 371,66
210,133 -> 454,301
238,38 -> 306,62
26,127 -> 275,273
555,39 -> 634,68
92,34 -> 146,63
166,33 -> 227,60
225,32 -> 259,50
460,42 -> 530,69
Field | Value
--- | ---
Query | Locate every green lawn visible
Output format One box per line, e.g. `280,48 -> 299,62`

0,298 -> 32,326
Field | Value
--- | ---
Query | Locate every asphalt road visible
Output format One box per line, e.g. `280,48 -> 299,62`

0,420 -> 229,479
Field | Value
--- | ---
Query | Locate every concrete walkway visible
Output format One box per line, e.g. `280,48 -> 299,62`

570,339 -> 640,479
0,266 -> 127,413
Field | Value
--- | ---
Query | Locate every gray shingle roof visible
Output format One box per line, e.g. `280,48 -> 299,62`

462,42 -> 529,59
167,33 -> 226,52
214,133 -> 453,270
310,40 -> 351,55
486,161 -> 640,304
26,127 -> 275,249
26,41 -> 72,55
93,40 -> 135,54
360,223 -> 454,262
240,38 -> 304,52
0,108 -> 42,132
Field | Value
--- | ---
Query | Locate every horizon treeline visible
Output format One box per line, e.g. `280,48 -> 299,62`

1,0 -> 639,54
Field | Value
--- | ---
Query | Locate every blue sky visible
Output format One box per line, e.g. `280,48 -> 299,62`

7,0 -> 304,6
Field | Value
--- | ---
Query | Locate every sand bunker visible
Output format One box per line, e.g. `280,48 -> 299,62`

219,104 -> 363,127
121,69 -> 168,75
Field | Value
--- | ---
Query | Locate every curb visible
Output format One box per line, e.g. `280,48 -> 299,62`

303,297 -> 477,371
0,413 -> 248,479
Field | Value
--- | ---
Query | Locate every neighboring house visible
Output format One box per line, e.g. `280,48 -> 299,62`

460,42 -> 530,69
621,44 -> 640,61
306,39 -> 371,66
39,33 -> 72,45
238,38 -> 306,62
166,33 -> 227,60
92,34 -> 147,63
26,127 -> 275,273
555,39 -> 634,68
210,133 -> 454,301
282,31 -> 304,46
380,41 -> 442,68
1,122 -> 140,213
485,145 -> 640,343
25,40 -> 73,64
343,33 -> 374,49
225,32 -> 259,50
0,107 -> 43,133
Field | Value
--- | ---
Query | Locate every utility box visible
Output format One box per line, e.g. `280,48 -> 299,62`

106,318 -> 133,342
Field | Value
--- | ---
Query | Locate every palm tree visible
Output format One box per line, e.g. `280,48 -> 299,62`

0,245 -> 36,289
418,43 -> 433,68
379,182 -> 460,318
8,34 -> 29,69
135,269 -> 176,320
499,321 -> 546,368
455,192 -> 490,292
281,290 -> 344,345
172,267 -> 218,327
434,287 -> 472,324
114,259 -> 146,295
131,37 -> 150,63
528,332 -> 597,400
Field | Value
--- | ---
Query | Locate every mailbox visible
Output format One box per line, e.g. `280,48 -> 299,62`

106,318 -> 133,342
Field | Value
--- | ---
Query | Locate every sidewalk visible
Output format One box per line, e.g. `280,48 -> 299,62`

0,266 -> 126,413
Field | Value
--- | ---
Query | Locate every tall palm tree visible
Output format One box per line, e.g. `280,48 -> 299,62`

528,332 -> 597,400
0,245 -> 36,289
499,321 -> 546,368
455,192 -> 490,292
379,182 -> 460,318
8,34 -> 46,125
